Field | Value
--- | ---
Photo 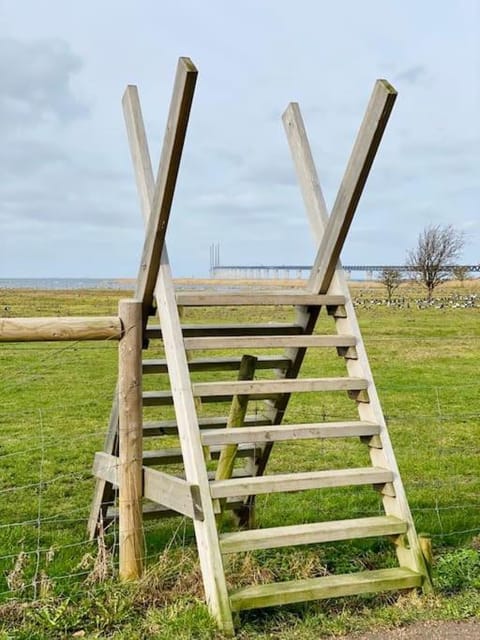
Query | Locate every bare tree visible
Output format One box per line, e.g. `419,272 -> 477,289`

407,224 -> 465,300
380,268 -> 402,303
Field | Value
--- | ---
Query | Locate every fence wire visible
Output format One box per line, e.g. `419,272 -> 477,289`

1,305 -> 479,605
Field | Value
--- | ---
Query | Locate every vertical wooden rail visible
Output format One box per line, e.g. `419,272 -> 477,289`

118,299 -> 144,580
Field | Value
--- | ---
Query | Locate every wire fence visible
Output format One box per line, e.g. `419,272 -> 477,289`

1,307 -> 479,605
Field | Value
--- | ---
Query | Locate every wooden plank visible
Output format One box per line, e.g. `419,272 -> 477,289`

175,292 -> 345,307
307,80 -> 397,294
145,323 -> 303,339
106,497 -> 246,523
215,356 -> 257,501
142,355 -> 291,374
88,393 -> 119,539
183,334 -> 355,350
118,299 -> 143,580
282,101 -> 432,587
0,316 -> 122,342
193,377 -> 368,397
229,567 -> 422,611
201,420 -> 380,446
93,451 -> 120,486
143,414 -> 271,437
133,58 -> 198,318
210,467 -> 393,499
143,444 -> 257,466
93,453 -> 201,521
220,515 -> 407,554
143,390 -> 279,406
143,467 -> 202,520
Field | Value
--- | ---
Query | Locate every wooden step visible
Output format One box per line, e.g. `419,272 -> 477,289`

146,323 -> 303,339
183,334 -> 356,350
142,390 -> 279,406
105,497 -> 245,523
201,420 -> 380,446
192,377 -> 368,398
210,467 -> 393,499
229,567 -> 423,611
143,444 -> 257,466
143,377 -> 368,406
142,355 -> 292,374
175,292 -> 346,307
143,414 -> 272,437
219,515 -> 407,554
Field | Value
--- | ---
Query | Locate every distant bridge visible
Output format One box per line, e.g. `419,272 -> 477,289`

211,264 -> 480,279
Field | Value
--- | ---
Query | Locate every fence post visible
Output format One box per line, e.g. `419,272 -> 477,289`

118,298 -> 144,580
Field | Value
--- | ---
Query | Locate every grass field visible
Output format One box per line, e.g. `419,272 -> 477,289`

0,282 -> 479,639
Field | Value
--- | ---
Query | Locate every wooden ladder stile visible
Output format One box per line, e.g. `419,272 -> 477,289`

89,61 -> 431,634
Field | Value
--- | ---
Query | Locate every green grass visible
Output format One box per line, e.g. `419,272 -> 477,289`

0,284 -> 479,638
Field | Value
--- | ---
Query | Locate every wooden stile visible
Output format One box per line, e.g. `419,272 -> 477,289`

88,60 -> 431,633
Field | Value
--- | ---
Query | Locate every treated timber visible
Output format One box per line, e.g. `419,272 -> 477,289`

145,323 -> 303,339
142,355 -> 291,374
142,377 -> 367,406
307,80 -> 397,294
193,377 -> 368,396
145,322 -> 303,340
118,299 -> 143,580
210,467 -> 393,499
250,82 -> 397,484
175,292 -> 345,307
215,355 -> 257,501
133,58 -> 198,319
142,444 -> 257,466
122,81 -> 234,631
201,420 -> 380,446
219,515 -> 407,554
283,101 -> 432,587
143,390 -> 279,406
0,316 -> 122,342
142,414 -> 271,437
106,497 -> 246,523
183,334 -> 356,350
93,452 -> 201,520
229,568 -> 422,611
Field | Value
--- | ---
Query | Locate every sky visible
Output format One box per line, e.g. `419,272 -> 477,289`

0,1 -> 479,278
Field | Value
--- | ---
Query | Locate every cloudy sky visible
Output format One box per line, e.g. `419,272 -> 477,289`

1,1 -> 478,278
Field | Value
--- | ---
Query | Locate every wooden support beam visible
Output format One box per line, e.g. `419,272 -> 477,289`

215,355 -> 257,515
145,322 -> 303,339
93,452 -> 203,520
308,80 -> 397,294
142,355 -> 291,374
183,334 -> 356,350
133,58 -> 197,318
118,299 -> 143,581
175,292 -> 346,307
0,316 -> 122,342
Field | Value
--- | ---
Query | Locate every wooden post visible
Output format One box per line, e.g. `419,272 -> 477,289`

216,355 -> 257,484
118,299 -> 144,580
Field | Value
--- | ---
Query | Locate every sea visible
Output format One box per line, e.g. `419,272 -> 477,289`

0,278 -> 135,290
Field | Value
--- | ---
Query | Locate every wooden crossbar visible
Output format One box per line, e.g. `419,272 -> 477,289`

133,58 -> 197,319
0,316 -> 122,342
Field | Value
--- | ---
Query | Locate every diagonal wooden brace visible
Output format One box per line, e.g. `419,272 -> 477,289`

88,58 -> 198,540
307,80 -> 397,294
133,57 -> 197,320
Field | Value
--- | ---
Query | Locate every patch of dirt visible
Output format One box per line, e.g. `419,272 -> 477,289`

337,619 -> 480,639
